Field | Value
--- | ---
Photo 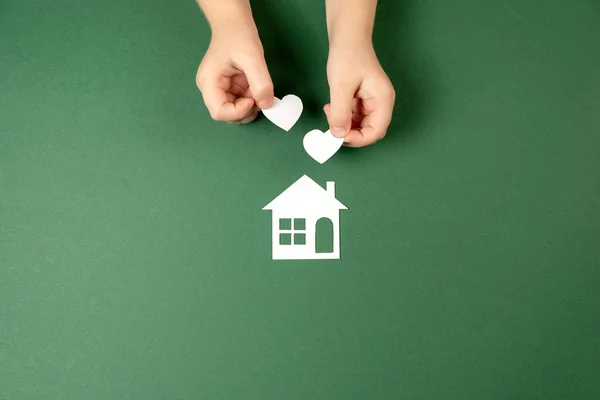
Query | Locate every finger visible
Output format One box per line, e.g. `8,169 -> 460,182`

342,129 -> 372,148
230,82 -> 247,97
231,74 -> 250,97
199,78 -> 255,122
237,55 -> 274,110
328,80 -> 358,138
325,102 -> 363,129
323,103 -> 331,119
361,96 -> 394,142
231,106 -> 260,125
343,111 -> 392,148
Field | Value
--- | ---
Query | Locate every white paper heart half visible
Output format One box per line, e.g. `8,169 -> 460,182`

262,95 -> 303,131
303,129 -> 344,164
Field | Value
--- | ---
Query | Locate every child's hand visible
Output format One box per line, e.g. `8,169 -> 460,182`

196,25 -> 274,124
324,43 -> 395,147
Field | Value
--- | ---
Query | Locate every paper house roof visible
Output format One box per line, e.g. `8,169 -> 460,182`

263,175 -> 347,213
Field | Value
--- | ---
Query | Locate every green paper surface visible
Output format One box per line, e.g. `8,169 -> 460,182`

1,0 -> 600,399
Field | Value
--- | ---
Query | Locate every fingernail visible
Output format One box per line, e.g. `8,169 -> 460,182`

258,100 -> 273,110
331,127 -> 347,138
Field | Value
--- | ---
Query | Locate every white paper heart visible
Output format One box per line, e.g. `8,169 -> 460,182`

303,129 -> 344,164
262,95 -> 303,131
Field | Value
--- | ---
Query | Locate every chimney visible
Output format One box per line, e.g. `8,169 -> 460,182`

326,182 -> 335,197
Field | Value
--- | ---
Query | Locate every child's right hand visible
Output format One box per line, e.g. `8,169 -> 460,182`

196,24 -> 274,124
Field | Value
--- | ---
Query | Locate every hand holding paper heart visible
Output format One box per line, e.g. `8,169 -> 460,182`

196,26 -> 274,124
324,43 -> 395,147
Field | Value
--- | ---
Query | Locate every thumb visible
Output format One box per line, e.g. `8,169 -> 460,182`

328,83 -> 356,138
240,55 -> 275,110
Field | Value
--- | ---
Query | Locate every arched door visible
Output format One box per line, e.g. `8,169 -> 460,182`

315,217 -> 334,253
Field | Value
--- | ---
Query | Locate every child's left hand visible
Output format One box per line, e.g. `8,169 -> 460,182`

324,43 -> 395,147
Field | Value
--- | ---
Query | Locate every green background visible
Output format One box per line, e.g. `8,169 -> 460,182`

2,0 -> 599,398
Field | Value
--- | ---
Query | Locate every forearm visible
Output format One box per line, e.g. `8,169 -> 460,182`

196,0 -> 257,34
325,0 -> 377,47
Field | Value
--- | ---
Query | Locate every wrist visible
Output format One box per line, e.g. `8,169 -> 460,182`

200,0 -> 258,37
328,29 -> 373,52
326,0 -> 377,49
212,18 -> 259,42
326,11 -> 375,50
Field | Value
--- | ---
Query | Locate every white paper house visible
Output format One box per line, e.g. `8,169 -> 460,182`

263,175 -> 348,260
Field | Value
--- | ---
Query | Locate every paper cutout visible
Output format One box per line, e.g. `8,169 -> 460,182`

263,175 -> 347,260
262,95 -> 303,131
303,129 -> 344,164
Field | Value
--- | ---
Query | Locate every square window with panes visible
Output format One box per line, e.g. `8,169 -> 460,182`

279,218 -> 306,245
